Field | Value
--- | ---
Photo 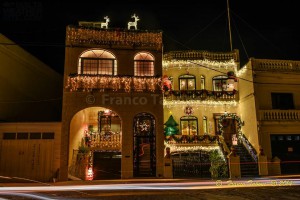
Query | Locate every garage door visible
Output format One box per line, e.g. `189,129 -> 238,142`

0,132 -> 55,182
271,134 -> 300,174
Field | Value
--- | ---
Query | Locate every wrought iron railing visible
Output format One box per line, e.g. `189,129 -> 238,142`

240,134 -> 258,162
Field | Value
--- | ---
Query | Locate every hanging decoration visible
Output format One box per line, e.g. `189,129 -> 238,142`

217,113 -> 244,139
184,105 -> 193,116
163,99 -> 237,108
66,75 -> 162,93
165,134 -> 218,144
162,59 -> 237,72
66,26 -> 162,49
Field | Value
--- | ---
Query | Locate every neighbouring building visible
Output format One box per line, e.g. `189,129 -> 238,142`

241,58 -> 300,174
0,34 -> 62,182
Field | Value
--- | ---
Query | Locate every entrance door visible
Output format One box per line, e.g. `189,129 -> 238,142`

133,113 -> 156,177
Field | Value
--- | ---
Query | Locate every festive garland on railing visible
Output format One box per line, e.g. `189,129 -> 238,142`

165,134 -> 218,143
218,113 -> 243,139
163,89 -> 237,99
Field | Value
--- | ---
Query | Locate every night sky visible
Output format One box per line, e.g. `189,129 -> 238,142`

1,0 -> 300,75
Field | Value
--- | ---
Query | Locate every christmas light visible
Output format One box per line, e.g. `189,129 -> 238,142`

163,59 -> 237,72
163,99 -> 238,108
66,75 -> 162,93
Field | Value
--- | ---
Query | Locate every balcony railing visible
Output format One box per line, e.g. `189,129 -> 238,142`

163,90 -> 238,101
87,132 -> 121,151
252,59 -> 300,72
165,134 -> 219,145
66,74 -> 162,93
163,50 -> 239,62
259,110 -> 300,121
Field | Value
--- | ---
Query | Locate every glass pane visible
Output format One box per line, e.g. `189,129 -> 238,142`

203,117 -> 207,134
201,77 -> 205,89
180,79 -> 187,90
134,61 -> 154,76
187,79 -> 195,90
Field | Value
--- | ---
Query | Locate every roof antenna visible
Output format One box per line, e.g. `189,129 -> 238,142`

227,0 -> 233,51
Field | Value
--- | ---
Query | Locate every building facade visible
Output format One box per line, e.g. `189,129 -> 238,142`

244,58 -> 300,174
60,25 -> 164,181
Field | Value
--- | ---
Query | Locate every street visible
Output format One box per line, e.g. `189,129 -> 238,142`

1,177 -> 300,199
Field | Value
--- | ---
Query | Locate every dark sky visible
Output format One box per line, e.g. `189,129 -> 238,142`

2,0 -> 300,75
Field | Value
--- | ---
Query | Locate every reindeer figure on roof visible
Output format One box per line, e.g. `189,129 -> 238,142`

100,16 -> 110,29
127,14 -> 140,30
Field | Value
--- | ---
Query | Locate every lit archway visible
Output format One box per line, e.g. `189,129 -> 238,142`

68,107 -> 122,180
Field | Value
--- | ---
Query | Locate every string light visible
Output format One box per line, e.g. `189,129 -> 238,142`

66,75 -> 162,92
66,26 -> 162,50
163,59 -> 237,72
163,99 -> 238,108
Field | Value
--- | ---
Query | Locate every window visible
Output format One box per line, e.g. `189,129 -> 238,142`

271,93 -> 294,110
78,49 -> 117,75
180,116 -> 198,135
134,52 -> 154,76
203,116 -> 208,134
212,75 -> 228,91
200,75 -> 205,89
179,74 -> 196,90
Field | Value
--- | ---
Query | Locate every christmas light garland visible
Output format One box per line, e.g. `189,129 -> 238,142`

163,99 -> 237,108
66,75 -> 162,92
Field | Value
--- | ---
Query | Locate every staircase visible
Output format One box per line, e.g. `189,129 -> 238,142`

232,143 -> 259,177
138,144 -> 152,176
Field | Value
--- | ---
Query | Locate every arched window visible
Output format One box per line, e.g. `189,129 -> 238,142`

180,116 -> 198,135
200,75 -> 205,89
134,52 -> 154,76
179,74 -> 196,90
212,75 -> 228,91
78,49 -> 117,75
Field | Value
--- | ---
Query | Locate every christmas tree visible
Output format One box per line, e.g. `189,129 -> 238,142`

164,115 -> 179,136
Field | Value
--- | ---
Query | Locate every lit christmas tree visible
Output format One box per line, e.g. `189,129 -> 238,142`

164,115 -> 179,136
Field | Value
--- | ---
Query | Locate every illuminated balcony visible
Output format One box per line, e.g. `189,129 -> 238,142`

163,89 -> 238,101
65,74 -> 162,93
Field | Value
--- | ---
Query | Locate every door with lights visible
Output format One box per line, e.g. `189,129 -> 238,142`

133,113 -> 156,177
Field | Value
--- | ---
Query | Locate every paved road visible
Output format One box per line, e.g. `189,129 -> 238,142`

1,177 -> 300,199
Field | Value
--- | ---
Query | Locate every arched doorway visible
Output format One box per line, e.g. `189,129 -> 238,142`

217,113 -> 243,145
68,107 -> 122,180
133,113 -> 156,177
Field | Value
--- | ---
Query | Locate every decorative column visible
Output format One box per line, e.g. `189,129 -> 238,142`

227,146 -> 241,179
163,147 -> 173,178
258,146 -> 268,176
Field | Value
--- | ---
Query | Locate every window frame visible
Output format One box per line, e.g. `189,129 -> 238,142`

178,74 -> 196,90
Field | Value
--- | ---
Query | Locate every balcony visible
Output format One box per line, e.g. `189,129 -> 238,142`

259,110 -> 300,121
66,74 -> 162,93
163,90 -> 238,101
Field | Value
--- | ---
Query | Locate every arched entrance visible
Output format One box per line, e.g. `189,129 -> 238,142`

133,113 -> 156,177
68,107 -> 122,180
217,113 -> 243,145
